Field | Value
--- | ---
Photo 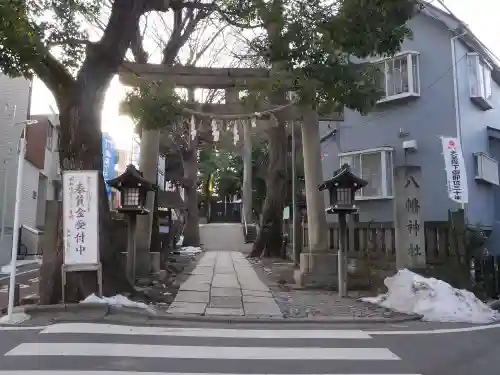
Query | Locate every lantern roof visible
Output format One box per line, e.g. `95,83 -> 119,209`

106,164 -> 157,191
318,163 -> 367,191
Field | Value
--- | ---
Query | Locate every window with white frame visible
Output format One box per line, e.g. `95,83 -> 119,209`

375,52 -> 420,103
467,52 -> 493,110
339,148 -> 394,199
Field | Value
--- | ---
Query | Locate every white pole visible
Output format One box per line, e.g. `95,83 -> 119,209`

291,120 -> 298,265
6,124 -> 29,321
0,157 -> 9,245
450,30 -> 468,211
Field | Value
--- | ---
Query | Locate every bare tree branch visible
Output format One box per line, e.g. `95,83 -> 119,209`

163,6 -> 212,64
130,25 -> 149,63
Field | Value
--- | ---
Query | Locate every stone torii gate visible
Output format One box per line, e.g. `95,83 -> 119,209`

118,62 -> 343,287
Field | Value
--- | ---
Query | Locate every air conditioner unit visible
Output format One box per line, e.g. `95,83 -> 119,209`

474,152 -> 499,185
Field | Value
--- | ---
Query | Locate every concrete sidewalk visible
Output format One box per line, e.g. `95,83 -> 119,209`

167,251 -> 283,318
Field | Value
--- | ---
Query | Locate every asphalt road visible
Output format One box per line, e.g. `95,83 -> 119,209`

0,265 -> 40,313
0,320 -> 500,374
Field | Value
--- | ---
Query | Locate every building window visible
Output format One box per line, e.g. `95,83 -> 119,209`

375,52 -> 420,103
339,148 -> 394,199
467,52 -> 493,110
4,104 -> 16,119
46,124 -> 54,150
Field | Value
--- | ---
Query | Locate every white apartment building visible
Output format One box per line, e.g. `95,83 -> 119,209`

0,73 -> 61,266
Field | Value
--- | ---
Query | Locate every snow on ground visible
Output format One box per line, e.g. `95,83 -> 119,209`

81,294 -> 148,309
0,258 -> 42,274
361,269 -> 500,324
179,246 -> 203,255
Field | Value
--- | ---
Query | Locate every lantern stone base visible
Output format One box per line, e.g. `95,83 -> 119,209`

294,252 -> 339,289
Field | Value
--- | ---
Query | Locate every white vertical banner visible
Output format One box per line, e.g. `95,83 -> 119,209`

157,155 -> 166,191
63,170 -> 100,265
441,137 -> 468,204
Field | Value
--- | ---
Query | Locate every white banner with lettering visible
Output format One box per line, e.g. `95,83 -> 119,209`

157,155 -> 166,191
441,137 -> 468,204
63,170 -> 100,265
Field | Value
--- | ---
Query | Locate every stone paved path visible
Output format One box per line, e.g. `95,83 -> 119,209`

167,251 -> 283,317
199,223 -> 249,252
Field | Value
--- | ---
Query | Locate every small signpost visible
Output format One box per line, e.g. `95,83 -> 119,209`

62,170 -> 102,302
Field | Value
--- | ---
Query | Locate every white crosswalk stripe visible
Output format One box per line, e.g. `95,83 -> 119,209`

0,323 -> 422,375
40,322 -> 374,339
0,373 -> 423,375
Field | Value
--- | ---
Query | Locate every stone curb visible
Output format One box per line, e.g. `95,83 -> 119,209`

23,303 -> 109,314
20,303 -> 422,325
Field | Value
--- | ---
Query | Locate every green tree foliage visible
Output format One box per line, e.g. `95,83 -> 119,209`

218,0 -> 418,113
0,0 -> 99,78
122,80 -> 183,132
198,139 -> 269,215
0,0 -> 187,301
215,0 -> 417,257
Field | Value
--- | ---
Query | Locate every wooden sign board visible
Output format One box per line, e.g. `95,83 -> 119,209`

63,170 -> 100,265
62,170 -> 102,301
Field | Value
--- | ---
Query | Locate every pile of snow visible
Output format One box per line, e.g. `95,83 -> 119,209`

361,269 -> 500,324
179,246 -> 203,255
176,235 -> 184,247
81,294 -> 148,309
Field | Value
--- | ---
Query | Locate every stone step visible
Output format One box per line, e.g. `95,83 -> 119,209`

244,224 -> 258,243
21,293 -> 39,306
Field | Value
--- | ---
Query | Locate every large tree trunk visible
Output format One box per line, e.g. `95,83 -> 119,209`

52,85 -> 133,302
182,146 -> 200,246
249,0 -> 289,258
250,118 -> 287,257
38,0 -> 163,303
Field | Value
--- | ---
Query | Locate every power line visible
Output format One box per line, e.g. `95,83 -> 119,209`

422,0 -> 500,65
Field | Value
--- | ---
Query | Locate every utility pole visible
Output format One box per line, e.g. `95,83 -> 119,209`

291,120 -> 300,266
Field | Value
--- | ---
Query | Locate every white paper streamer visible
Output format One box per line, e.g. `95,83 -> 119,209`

190,115 -> 196,140
211,119 -> 220,142
233,121 -> 239,145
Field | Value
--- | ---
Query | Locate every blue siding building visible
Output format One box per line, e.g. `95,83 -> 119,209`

320,5 -> 500,240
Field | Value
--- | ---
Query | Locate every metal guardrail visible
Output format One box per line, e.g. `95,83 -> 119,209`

17,225 -> 43,259
242,203 -> 248,238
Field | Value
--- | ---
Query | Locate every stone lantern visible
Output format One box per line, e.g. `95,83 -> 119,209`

318,163 -> 367,297
107,164 -> 157,284
319,163 -> 367,214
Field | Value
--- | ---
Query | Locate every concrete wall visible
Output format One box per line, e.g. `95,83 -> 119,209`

20,160 -> 41,230
320,12 -> 460,222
